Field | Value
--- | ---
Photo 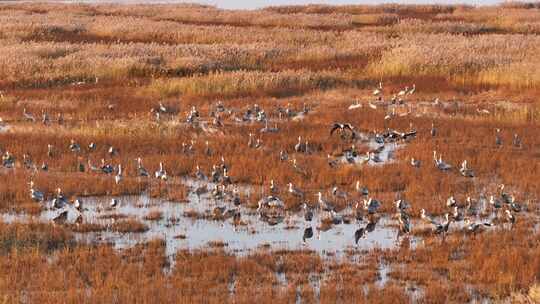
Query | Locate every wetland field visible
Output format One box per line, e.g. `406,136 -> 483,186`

0,2 -> 539,303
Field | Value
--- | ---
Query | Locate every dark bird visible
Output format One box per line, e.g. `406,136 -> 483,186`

52,210 -> 68,225
354,227 -> 366,245
303,203 -> 313,221
302,227 -> 314,243
330,123 -> 356,139
398,212 -> 411,234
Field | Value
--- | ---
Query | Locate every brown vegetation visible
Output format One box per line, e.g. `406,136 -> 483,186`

0,2 -> 538,302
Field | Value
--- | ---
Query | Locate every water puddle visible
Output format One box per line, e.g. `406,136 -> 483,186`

1,191 -> 414,260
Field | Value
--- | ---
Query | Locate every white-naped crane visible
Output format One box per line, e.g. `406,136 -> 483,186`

269,179 -> 278,194
465,196 -> 480,217
355,181 -> 369,196
459,160 -> 474,177
489,195 -> 503,214
154,162 -> 168,181
421,209 -> 450,234
110,198 -> 119,208
397,86 -> 409,97
446,196 -> 457,208
433,151 -> 452,171
452,206 -> 464,222
194,165 -> 206,180
29,181 -> 45,202
498,184 -> 512,204
69,139 -> 81,153
303,203 -> 313,222
464,218 -> 492,234
430,122 -> 437,137
407,84 -> 416,95
507,195 -> 522,213
372,82 -> 383,96
51,188 -> 67,209
23,108 -> 35,122
100,159 -> 114,174
332,186 -> 348,200
136,157 -> 149,177
363,197 -> 381,215
398,211 -> 411,234
257,195 -> 285,211
354,226 -> 366,245
294,136 -> 306,153
302,227 -> 314,243
318,192 -> 335,212
410,157 -> 421,168
348,101 -> 363,110
495,128 -> 502,147
512,133 -> 522,148
108,146 -> 119,157
353,202 -> 364,222
395,199 -> 411,213
115,164 -> 123,184
327,154 -> 339,168
47,144 -> 54,158
73,198 -> 83,212
288,183 -> 304,200
505,209 -> 516,224
279,150 -> 288,162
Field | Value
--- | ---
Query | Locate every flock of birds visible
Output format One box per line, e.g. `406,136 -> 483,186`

0,81 -> 531,248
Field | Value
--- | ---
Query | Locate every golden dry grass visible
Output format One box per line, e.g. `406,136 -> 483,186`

0,2 -> 538,303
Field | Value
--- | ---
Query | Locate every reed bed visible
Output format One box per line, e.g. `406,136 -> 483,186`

0,2 -> 539,302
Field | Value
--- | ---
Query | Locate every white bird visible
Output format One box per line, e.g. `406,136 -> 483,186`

348,101 -> 363,110
372,82 -> 382,96
407,84 -> 416,95
73,198 -> 83,211
154,162 -> 168,181
110,198 -> 118,208
397,86 -> 409,97
115,164 -> 123,184
476,108 -> 490,115
446,196 -> 457,208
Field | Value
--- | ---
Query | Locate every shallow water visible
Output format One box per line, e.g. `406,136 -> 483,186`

1,179 -> 420,258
